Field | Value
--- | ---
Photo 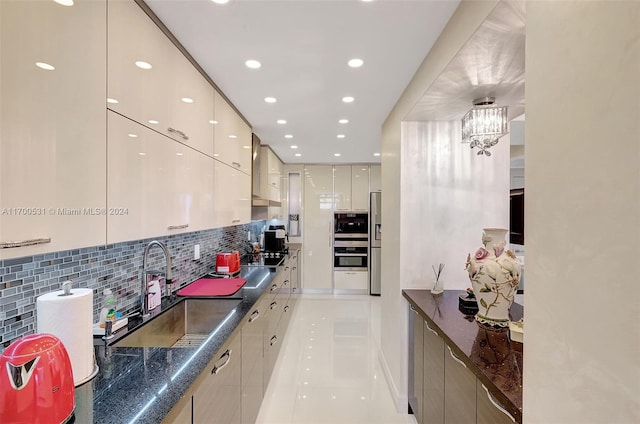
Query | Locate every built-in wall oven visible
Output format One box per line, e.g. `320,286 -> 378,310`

334,213 -> 368,238
334,212 -> 368,271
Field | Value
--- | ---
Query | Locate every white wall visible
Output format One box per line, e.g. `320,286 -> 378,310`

401,121 -> 509,291
380,0 -> 500,410
524,1 -> 640,422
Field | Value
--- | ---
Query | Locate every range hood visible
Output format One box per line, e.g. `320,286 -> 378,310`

251,134 -> 282,208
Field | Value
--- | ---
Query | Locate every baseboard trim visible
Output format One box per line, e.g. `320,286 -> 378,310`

378,345 -> 407,413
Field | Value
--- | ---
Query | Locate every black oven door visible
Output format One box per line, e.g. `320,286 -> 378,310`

334,241 -> 367,270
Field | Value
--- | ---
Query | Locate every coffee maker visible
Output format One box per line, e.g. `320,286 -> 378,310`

264,225 -> 287,252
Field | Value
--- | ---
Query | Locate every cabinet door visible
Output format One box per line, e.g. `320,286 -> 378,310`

409,308 -> 424,424
108,0 -> 215,157
213,93 -> 252,174
259,146 -> 282,202
302,165 -> 334,290
334,271 -> 368,292
0,0 -> 106,259
370,165 -> 381,192
423,321 -> 445,424
193,334 -> 241,424
213,160 -> 250,228
351,166 -> 370,211
163,396 -> 192,424
444,346 -> 476,424
477,381 -> 517,424
289,250 -> 300,294
241,297 -> 267,424
333,165 -> 352,211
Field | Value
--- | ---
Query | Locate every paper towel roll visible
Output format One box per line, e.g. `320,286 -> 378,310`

37,287 -> 94,386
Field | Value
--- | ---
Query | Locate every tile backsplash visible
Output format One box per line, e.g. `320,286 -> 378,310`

0,221 -> 265,351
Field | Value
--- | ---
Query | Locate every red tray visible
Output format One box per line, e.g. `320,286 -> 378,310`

177,277 -> 246,297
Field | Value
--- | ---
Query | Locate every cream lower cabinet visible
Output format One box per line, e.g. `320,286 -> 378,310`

213,160 -> 251,228
334,271 -> 368,292
241,297 -> 267,424
0,0 -> 106,259
444,345 -> 476,423
193,333 -> 242,424
107,111 -> 214,243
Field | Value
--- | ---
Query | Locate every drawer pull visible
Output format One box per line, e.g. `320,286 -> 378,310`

409,303 -> 420,316
248,310 -> 260,322
270,335 -> 278,346
482,384 -> 516,422
211,349 -> 231,374
0,237 -> 51,249
270,283 -> 278,292
284,305 -> 290,313
270,301 -> 278,310
232,219 -> 240,223
232,162 -> 241,168
447,346 -> 467,369
167,127 -> 189,140
167,224 -> 189,230
424,321 -> 439,337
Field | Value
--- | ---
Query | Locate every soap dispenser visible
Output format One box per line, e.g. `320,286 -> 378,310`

99,288 -> 117,328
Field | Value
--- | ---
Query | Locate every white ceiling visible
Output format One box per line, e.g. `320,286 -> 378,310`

144,0 -> 461,164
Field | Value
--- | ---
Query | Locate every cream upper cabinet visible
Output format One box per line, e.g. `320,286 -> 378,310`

351,165 -> 370,211
213,93 -> 252,175
302,165 -> 334,291
107,111 -> 214,243
333,165 -> 352,211
0,0 -> 106,259
370,165 -> 381,192
213,161 -> 251,228
259,146 -> 283,203
108,0 -> 215,157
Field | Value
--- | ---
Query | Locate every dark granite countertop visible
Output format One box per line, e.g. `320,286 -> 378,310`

77,260 -> 290,424
402,289 -> 523,423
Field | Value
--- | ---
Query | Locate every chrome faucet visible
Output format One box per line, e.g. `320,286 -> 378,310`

141,240 -> 173,317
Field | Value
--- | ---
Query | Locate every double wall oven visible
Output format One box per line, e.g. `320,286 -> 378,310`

333,213 -> 368,271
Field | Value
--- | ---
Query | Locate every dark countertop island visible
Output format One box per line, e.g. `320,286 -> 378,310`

402,289 -> 523,423
77,244 -> 301,424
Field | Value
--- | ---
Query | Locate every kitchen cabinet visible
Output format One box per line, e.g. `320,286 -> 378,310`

213,93 -> 252,175
107,111 -> 214,243
477,381 -> 516,424
193,332 -> 242,424
423,320 -> 445,424
444,345 -> 476,424
303,165 -> 334,291
334,270 -> 368,292
163,396 -> 192,424
289,249 -> 300,295
409,306 -> 424,424
259,146 -> 284,203
263,268 -> 290,389
334,165 -> 370,212
108,0 -> 215,157
370,165 -> 381,192
0,0 -> 106,259
241,296 -> 268,424
213,160 -> 251,228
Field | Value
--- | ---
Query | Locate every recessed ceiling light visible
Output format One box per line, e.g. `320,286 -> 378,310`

264,97 -> 277,103
245,59 -> 261,69
35,62 -> 55,71
290,145 -> 298,149
176,152 -> 184,156
138,152 -> 147,156
243,145 -> 251,149
211,0 -> 229,4
107,98 -> 119,104
342,96 -> 354,103
181,97 -> 194,103
228,134 -> 237,139
277,119 -> 287,125
128,133 -> 138,138
209,120 -> 218,124
348,58 -> 364,68
213,153 -> 219,157
373,152 -> 381,156
284,135 -> 293,139
338,119 -> 349,124
295,153 -> 302,157
148,120 -> 159,125
135,61 -> 152,70
53,0 -> 74,6
334,153 -> 341,157
337,134 -> 345,139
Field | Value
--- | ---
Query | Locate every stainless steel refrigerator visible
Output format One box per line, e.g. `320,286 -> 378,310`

369,192 -> 381,295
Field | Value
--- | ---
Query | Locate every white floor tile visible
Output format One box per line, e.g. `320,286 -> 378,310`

256,294 -> 415,424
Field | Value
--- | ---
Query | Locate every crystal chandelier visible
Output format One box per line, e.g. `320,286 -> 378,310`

461,97 -> 508,156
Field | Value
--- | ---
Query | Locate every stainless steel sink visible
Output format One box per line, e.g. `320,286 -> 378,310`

113,298 -> 241,348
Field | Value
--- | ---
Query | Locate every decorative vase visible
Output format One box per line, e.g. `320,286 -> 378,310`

465,228 -> 521,327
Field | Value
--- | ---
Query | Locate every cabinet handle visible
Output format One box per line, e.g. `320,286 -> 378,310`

232,219 -> 240,223
211,349 -> 231,375
292,287 -> 297,292
232,162 -> 241,168
424,321 -> 439,337
447,346 -> 467,369
0,237 -> 51,249
284,305 -> 290,313
285,266 -> 289,271
270,335 -> 278,346
167,127 -> 189,140
283,279 -> 289,286
270,301 -> 278,310
270,283 -> 278,292
167,224 -> 189,230
409,303 -> 420,316
248,310 -> 260,322
482,384 -> 516,422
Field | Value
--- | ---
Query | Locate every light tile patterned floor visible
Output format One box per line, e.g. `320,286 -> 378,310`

256,294 -> 416,424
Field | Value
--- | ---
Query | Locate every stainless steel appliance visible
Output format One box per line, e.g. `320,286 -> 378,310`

334,239 -> 368,270
369,192 -> 381,295
334,212 -> 368,237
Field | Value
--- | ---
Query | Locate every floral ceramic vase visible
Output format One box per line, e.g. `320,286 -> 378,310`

465,228 -> 521,327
